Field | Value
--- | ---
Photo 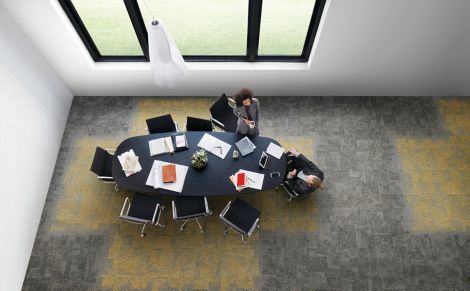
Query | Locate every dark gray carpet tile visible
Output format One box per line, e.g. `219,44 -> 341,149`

66,96 -> 135,138
22,233 -> 109,290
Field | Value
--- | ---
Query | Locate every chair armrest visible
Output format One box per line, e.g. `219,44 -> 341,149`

172,200 -> 177,219
174,121 -> 179,132
152,203 -> 160,224
98,176 -> 115,183
210,118 -> 225,130
283,180 -> 300,197
247,218 -> 260,237
119,215 -> 150,224
219,200 -> 232,218
204,197 -> 211,214
227,97 -> 236,109
120,197 -> 131,216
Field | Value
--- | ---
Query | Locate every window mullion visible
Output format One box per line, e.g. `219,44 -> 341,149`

301,0 -> 327,61
59,0 -> 101,61
124,0 -> 149,61
247,0 -> 262,61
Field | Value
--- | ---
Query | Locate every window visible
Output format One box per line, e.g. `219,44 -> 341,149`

258,0 -> 316,55
59,0 -> 326,62
72,0 -> 143,56
137,0 -> 248,56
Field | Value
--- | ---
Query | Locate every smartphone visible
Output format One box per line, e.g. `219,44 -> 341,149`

270,172 -> 280,178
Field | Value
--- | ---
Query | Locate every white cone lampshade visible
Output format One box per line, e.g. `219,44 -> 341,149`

148,21 -> 188,88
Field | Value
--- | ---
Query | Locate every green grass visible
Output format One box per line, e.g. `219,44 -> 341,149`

73,0 -> 316,56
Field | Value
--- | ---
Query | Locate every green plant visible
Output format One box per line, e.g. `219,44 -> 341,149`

191,149 -> 208,169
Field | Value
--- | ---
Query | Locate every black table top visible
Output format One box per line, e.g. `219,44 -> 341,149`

112,132 -> 286,196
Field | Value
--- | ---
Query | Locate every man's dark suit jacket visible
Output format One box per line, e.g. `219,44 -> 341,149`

285,154 -> 324,195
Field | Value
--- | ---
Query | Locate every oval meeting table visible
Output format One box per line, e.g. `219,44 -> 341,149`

112,132 -> 286,196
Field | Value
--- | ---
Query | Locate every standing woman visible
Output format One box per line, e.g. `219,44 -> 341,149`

232,88 -> 260,136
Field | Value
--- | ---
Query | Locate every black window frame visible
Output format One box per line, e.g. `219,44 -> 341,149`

59,0 -> 326,63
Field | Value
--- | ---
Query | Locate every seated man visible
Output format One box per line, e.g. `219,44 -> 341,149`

285,148 -> 324,195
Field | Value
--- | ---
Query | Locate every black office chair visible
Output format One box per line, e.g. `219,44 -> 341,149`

172,196 -> 212,233
90,147 -> 119,192
209,93 -> 238,132
119,193 -> 166,237
146,114 -> 179,134
185,116 -> 213,131
219,198 -> 260,243
281,180 -> 303,203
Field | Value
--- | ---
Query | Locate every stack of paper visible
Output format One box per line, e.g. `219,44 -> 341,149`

149,137 -> 174,156
229,169 -> 265,191
197,133 -> 231,159
146,160 -> 188,193
117,149 -> 142,177
266,142 -> 285,159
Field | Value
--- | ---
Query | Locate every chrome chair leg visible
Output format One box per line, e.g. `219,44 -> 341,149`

180,219 -> 189,231
223,225 -> 229,236
140,223 -> 146,237
156,222 -> 166,229
241,234 -> 246,244
195,218 -> 204,233
115,184 -> 120,192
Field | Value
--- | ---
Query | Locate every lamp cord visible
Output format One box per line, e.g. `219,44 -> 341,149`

141,0 -> 157,24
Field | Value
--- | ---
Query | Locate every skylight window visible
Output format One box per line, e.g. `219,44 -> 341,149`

59,0 -> 326,62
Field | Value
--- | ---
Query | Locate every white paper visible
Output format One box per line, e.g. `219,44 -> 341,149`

242,169 -> 265,190
229,169 -> 264,190
149,137 -> 173,156
175,135 -> 186,148
266,142 -> 284,159
117,149 -> 142,177
197,133 -> 231,159
145,160 -> 188,193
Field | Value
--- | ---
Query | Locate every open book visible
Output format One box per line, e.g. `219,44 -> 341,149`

149,133 -> 188,156
149,137 -> 174,156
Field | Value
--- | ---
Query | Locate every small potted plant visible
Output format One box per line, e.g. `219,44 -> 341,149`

191,149 -> 208,170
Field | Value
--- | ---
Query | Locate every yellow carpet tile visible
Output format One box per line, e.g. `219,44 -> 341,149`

396,99 -> 470,232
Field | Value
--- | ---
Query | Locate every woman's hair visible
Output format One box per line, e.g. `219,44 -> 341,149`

234,88 -> 253,107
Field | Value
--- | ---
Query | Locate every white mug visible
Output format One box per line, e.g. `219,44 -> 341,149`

249,121 -> 255,129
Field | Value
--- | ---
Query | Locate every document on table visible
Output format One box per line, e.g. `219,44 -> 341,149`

145,160 -> 188,193
117,149 -> 142,177
243,170 -> 265,190
266,142 -> 284,159
149,137 -> 174,156
229,169 -> 265,190
197,133 -> 231,159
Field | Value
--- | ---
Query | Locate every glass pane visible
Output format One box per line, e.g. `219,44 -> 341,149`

72,0 -> 143,56
258,0 -> 315,55
138,0 -> 248,55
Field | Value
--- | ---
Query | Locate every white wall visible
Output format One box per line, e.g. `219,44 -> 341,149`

2,0 -> 470,96
0,6 -> 73,291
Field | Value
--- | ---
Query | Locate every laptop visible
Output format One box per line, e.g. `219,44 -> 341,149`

235,136 -> 256,156
258,151 -> 272,170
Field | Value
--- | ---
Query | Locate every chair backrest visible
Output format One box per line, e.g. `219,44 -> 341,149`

186,116 -> 213,131
90,147 -> 113,176
146,114 -> 176,134
209,93 -> 229,119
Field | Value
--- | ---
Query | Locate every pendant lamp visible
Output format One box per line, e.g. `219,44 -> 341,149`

148,20 -> 188,88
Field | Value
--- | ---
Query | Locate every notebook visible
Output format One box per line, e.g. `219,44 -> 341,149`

162,164 -> 176,183
236,172 -> 246,187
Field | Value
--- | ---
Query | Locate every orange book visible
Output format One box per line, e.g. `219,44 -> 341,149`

162,164 -> 176,183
